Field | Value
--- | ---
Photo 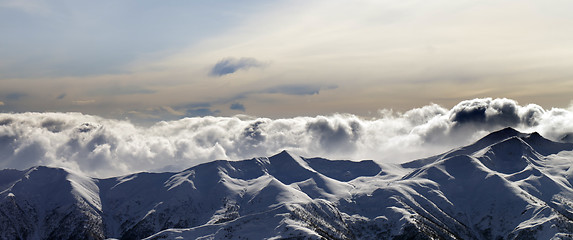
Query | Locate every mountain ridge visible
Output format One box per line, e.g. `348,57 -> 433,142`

402,127 -> 573,168
1,127 -> 573,239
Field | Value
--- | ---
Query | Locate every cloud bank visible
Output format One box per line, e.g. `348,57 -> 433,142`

1,98 -> 572,177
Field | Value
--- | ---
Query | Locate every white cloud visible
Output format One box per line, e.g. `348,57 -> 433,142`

0,98 -> 572,177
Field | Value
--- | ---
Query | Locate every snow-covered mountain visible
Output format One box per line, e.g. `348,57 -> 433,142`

2,127 -> 573,239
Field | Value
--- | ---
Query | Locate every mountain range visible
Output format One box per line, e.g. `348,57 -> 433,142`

1,127 -> 573,239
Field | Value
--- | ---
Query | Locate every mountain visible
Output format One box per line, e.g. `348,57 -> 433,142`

1,127 -> 573,239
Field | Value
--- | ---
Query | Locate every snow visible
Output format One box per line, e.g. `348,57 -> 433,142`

2,127 -> 573,239
66,168 -> 102,211
164,169 -> 197,190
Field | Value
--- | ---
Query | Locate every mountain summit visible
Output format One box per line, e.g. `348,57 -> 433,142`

1,128 -> 573,239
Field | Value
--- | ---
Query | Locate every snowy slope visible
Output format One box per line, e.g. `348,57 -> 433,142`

1,127 -> 573,239
0,167 -> 103,240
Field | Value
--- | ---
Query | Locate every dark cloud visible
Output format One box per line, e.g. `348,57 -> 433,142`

224,84 -> 338,104
449,98 -> 537,129
306,117 -> 361,153
243,121 -> 267,144
77,123 -> 97,133
230,102 -> 246,111
57,93 -> 67,100
186,108 -> 220,117
5,92 -> 27,100
173,103 -> 221,117
0,98 -> 572,177
0,118 -> 13,126
41,119 -> 67,133
176,102 -> 209,109
449,100 -> 488,124
210,57 -> 264,76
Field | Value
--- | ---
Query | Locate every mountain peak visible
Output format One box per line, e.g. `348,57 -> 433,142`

474,127 -> 525,146
403,127 -> 566,169
269,150 -> 303,163
264,150 -> 317,184
521,131 -> 573,155
476,136 -> 535,174
274,149 -> 293,157
494,127 -> 521,136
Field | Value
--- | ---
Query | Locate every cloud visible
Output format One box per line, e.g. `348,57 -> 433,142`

306,116 -> 361,153
1,98 -> 572,178
449,98 -> 524,127
91,86 -> 156,96
5,92 -> 27,100
210,57 -> 265,76
72,100 -> 96,105
186,108 -> 220,117
125,104 -> 222,123
161,106 -> 185,116
227,84 -> 338,103
57,93 -> 66,100
124,106 -> 186,123
0,101 -> 4,106
176,103 -> 221,117
262,84 -> 337,96
120,83 -> 337,122
230,102 -> 246,111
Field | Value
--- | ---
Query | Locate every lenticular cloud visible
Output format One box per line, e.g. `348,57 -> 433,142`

1,98 -> 572,177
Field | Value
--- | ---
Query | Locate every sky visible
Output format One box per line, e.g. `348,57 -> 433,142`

1,0 -> 573,121
2,1 -> 573,176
